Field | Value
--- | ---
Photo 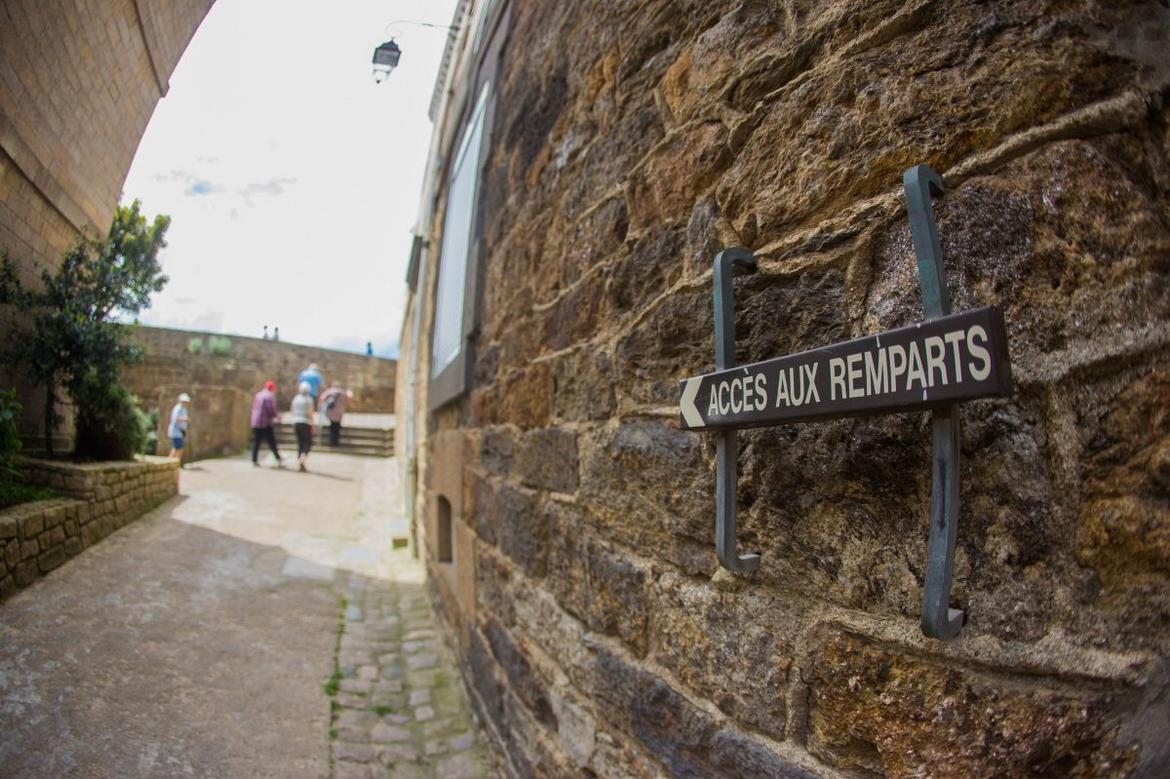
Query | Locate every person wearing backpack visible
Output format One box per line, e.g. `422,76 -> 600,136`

318,383 -> 352,447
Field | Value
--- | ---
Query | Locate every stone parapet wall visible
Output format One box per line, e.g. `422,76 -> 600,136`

1,457 -> 178,599
124,325 -> 397,413
409,2 -> 1170,777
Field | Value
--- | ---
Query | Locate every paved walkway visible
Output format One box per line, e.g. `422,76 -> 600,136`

0,453 -> 491,778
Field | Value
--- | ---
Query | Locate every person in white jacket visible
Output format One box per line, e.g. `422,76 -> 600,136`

290,382 -> 315,472
168,392 -> 191,464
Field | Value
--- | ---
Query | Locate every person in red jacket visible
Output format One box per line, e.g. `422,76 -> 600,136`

250,381 -> 283,467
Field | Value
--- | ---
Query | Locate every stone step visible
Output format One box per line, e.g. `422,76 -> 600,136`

272,426 -> 393,457
274,422 -> 392,439
273,426 -> 392,439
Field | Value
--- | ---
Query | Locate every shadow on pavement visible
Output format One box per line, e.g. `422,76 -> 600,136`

0,462 -> 491,778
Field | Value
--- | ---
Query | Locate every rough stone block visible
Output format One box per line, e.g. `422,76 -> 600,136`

585,543 -> 649,655
613,287 -> 711,408
475,548 -> 515,626
518,427 -> 579,493
467,627 -> 505,733
806,631 -> 1135,777
474,363 -> 550,429
539,269 -> 606,354
14,560 -> 37,587
544,501 -> 590,621
559,195 -> 628,285
547,503 -> 650,654
20,540 -> 38,560
549,348 -> 615,422
477,425 -> 516,476
628,121 -> 731,229
19,512 -> 44,540
593,644 -> 815,779
495,484 -> 545,578
485,618 -> 556,728
464,473 -> 497,546
64,537 -> 81,557
653,572 -> 802,738
37,544 -> 65,572
578,420 -> 714,576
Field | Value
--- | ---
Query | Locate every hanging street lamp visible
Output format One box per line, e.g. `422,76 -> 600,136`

371,39 -> 402,83
370,20 -> 459,82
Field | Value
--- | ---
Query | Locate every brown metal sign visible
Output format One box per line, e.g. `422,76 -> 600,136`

679,306 -> 1012,431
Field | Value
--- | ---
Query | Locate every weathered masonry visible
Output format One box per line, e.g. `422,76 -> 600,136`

398,2 -> 1170,777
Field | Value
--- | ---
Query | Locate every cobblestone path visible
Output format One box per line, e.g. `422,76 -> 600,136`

0,453 -> 491,778
329,573 -> 488,779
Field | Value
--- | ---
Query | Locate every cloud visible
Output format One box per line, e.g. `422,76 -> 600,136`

153,169 -> 296,201
186,179 -> 217,196
240,177 -> 297,197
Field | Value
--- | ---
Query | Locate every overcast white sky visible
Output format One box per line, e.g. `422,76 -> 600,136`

122,0 -> 458,357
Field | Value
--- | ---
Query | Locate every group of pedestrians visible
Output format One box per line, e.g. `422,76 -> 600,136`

249,363 -> 352,472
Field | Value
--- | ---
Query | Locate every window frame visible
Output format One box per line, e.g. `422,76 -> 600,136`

427,2 -> 509,411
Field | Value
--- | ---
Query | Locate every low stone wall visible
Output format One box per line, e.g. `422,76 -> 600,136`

0,457 -> 179,599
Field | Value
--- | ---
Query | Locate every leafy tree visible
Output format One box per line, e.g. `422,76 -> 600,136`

0,200 -> 169,457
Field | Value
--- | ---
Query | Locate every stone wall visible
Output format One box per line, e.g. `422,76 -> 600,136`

406,2 -> 1170,777
124,325 -> 398,412
1,457 -> 178,599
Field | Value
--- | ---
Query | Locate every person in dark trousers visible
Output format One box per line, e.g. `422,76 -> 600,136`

318,383 -> 353,447
291,382 -> 315,471
250,381 -> 283,467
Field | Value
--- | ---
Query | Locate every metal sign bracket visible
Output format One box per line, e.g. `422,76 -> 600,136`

706,164 -> 981,639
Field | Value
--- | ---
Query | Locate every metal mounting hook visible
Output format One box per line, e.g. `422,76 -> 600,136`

713,247 -> 761,574
904,164 -> 964,640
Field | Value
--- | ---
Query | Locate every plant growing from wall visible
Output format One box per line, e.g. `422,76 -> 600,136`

142,407 -> 160,455
187,336 -> 205,355
0,200 -> 170,458
208,335 -> 231,356
0,389 -> 22,479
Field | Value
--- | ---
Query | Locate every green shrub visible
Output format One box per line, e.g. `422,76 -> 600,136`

187,336 -> 204,355
0,481 -> 56,510
208,334 -> 231,356
72,376 -> 148,460
0,389 -> 21,479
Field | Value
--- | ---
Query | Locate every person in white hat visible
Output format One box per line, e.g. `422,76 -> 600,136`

168,392 -> 191,464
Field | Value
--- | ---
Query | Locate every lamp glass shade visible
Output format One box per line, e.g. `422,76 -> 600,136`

372,39 -> 402,80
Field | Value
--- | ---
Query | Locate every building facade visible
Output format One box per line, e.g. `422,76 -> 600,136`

397,1 -> 1170,776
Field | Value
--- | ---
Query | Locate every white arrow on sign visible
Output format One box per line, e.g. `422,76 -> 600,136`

679,376 -> 705,428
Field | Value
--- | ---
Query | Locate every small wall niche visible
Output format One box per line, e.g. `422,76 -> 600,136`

436,495 -> 453,563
